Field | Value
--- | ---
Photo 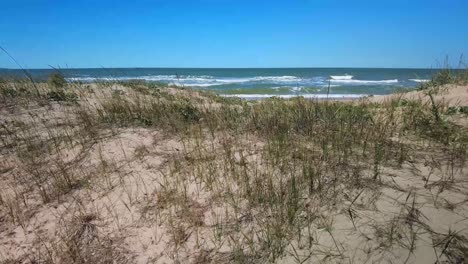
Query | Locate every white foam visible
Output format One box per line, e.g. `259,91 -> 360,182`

330,79 -> 398,85
330,75 -> 354,80
253,76 -> 301,82
409,79 -> 430,83
289,86 -> 302,92
66,75 -> 303,87
221,94 -> 368,99
66,74 -> 397,88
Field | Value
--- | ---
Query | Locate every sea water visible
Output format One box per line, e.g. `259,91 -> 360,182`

1,68 -> 439,99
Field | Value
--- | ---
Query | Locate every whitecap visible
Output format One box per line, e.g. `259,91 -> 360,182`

66,75 -> 303,87
409,79 -> 430,83
289,86 -> 302,92
66,74 -> 395,88
330,79 -> 398,85
253,76 -> 301,82
330,75 -> 354,80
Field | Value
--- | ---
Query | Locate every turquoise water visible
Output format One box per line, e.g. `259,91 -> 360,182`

0,68 -> 440,99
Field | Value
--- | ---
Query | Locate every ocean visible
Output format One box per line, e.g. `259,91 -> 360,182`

0,68 -> 439,99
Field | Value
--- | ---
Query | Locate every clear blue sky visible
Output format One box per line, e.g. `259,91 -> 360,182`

1,0 -> 467,69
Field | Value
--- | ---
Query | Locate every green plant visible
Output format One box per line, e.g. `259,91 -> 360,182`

47,89 -> 78,103
47,72 -> 67,88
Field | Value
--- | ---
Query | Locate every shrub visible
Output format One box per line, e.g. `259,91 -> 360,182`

432,69 -> 453,86
47,72 -> 67,88
0,81 -> 34,100
47,90 -> 78,103
1,87 -> 19,97
417,68 -> 468,90
447,106 -> 468,115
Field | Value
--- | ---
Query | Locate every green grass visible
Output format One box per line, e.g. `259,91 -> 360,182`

417,67 -> 468,91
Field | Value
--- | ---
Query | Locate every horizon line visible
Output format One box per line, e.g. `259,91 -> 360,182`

0,66 -> 461,71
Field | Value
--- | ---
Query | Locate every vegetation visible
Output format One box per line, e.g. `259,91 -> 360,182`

47,72 -> 67,88
417,67 -> 468,91
0,70 -> 467,263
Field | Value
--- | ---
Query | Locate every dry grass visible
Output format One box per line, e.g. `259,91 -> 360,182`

0,76 -> 467,263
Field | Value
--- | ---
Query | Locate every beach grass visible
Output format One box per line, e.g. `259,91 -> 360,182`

0,70 -> 467,263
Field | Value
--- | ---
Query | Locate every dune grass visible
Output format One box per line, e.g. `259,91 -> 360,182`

0,72 -> 467,263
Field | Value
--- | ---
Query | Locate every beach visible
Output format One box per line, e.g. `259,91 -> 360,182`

0,77 -> 467,263
2,0 -> 467,262
369,83 -> 468,105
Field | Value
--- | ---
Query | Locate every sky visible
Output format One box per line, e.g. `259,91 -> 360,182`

0,0 -> 467,69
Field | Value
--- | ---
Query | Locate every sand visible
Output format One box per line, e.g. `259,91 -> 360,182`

369,84 -> 468,106
0,83 -> 467,263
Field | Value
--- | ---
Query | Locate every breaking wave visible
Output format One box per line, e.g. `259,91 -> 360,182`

409,79 -> 430,83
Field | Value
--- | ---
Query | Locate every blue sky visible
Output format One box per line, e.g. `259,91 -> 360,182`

1,0 -> 467,69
